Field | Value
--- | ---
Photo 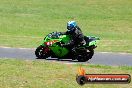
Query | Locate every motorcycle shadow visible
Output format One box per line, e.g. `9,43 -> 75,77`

36,58 -> 90,63
36,58 -> 79,62
47,58 -> 79,62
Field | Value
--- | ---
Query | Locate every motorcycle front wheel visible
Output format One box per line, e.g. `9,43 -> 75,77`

35,45 -> 50,59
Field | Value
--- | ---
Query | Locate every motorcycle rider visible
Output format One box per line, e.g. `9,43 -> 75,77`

60,21 -> 86,48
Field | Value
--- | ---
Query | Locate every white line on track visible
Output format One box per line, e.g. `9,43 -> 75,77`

0,46 -> 35,50
99,52 -> 132,55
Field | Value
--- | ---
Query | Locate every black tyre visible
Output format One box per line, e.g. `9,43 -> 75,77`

76,75 -> 86,85
35,45 -> 50,59
88,50 -> 94,59
77,50 -> 94,62
76,55 -> 88,62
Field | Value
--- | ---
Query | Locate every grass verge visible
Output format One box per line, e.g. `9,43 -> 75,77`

0,59 -> 132,88
0,0 -> 132,53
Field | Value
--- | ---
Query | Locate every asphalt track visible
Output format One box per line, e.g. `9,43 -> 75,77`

0,47 -> 132,66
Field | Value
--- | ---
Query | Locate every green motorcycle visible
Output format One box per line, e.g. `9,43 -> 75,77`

35,32 -> 100,62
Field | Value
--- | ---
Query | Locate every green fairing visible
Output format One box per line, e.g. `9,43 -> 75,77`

40,33 -> 71,57
50,35 -> 70,57
60,35 -> 71,43
39,32 -> 100,58
50,44 -> 69,57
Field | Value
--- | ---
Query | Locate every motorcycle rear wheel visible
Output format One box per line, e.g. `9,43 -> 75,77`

76,50 -> 94,62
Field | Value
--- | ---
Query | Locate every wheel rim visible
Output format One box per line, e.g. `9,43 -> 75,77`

39,48 -> 44,57
36,46 -> 50,58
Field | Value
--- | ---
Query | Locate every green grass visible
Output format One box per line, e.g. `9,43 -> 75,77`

0,59 -> 132,88
0,0 -> 132,53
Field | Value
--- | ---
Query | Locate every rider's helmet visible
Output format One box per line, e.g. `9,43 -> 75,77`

67,21 -> 77,31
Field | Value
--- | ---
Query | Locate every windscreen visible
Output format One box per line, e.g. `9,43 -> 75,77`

47,32 -> 60,39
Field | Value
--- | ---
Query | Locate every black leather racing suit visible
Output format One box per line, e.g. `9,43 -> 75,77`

60,26 -> 86,48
